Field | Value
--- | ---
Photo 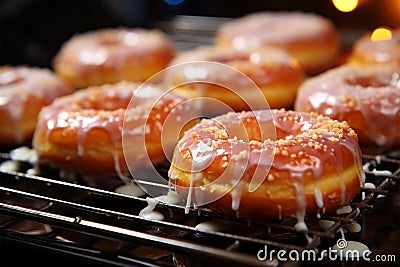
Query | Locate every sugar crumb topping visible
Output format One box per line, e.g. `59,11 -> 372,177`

184,110 -> 358,162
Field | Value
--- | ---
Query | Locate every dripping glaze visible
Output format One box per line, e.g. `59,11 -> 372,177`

169,109 -> 363,227
295,65 -> 400,147
32,81 -> 189,176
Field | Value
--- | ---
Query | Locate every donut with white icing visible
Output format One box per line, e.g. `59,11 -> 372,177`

164,46 -> 305,112
32,81 -> 188,175
348,28 -> 400,67
168,109 -> 363,223
0,66 -> 73,147
295,65 -> 400,147
53,28 -> 175,89
215,11 -> 340,74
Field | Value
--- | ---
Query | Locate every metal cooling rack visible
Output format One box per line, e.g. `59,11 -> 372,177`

1,16 -> 399,267
0,147 -> 399,266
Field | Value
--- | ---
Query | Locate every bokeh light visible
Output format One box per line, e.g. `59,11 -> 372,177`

332,0 -> 359,12
164,0 -> 185,5
370,27 -> 393,41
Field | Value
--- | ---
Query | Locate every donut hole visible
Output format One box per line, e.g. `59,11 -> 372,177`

178,118 -> 200,138
79,97 -> 131,111
0,72 -> 24,86
245,119 -> 276,142
71,88 -> 135,111
345,74 -> 391,88
222,114 -> 276,143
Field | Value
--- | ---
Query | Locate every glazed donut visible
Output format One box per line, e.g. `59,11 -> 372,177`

348,28 -> 400,67
169,109 -> 363,224
0,66 -> 73,147
215,11 -> 340,75
295,65 -> 400,147
164,46 -> 305,112
53,28 -> 175,89
32,81 -> 190,175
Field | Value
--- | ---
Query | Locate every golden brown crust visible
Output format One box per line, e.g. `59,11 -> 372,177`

33,82 -> 190,175
295,65 -> 400,147
172,163 -> 361,219
164,46 -> 305,112
53,28 -> 175,89
348,28 -> 400,67
0,66 -> 73,147
215,11 -> 340,74
169,109 -> 363,220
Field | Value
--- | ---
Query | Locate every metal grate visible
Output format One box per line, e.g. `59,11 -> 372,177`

1,16 -> 399,267
0,147 -> 399,266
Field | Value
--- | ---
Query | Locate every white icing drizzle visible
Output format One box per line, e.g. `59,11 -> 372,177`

155,190 -> 181,205
114,183 -> 145,197
0,160 -> 20,172
8,146 -> 41,174
34,82 -> 190,176
362,162 -> 371,172
293,181 -> 308,232
362,182 -> 376,200
336,137 -> 362,205
195,220 -> 228,232
139,197 -> 164,221
363,162 -> 392,177
185,139 -> 217,213
344,222 -> 362,233
231,181 -> 245,211
272,111 -> 361,224
295,221 -> 308,232
361,172 -> 366,186
112,152 -> 131,184
333,228 -> 370,258
9,146 -> 38,164
336,205 -> 352,215
171,109 -> 362,225
374,155 -> 383,164
185,173 -> 195,214
363,182 -> 386,199
364,182 -> 376,189
26,167 -> 40,175
314,187 -> 324,209
371,169 -> 392,176
332,240 -> 370,259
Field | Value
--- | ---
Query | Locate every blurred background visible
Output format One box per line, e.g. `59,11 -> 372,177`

1,0 -> 399,67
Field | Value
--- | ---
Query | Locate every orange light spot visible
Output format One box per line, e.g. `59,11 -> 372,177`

370,27 -> 393,41
332,0 -> 359,12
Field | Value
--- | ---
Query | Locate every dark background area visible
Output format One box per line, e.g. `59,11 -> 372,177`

0,0 -> 399,68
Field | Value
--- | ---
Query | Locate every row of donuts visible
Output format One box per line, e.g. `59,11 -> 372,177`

167,12 -> 399,222
2,11 -> 399,149
0,11 -> 398,222
169,12 -> 400,222
0,28 -> 175,148
169,12 -> 400,147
